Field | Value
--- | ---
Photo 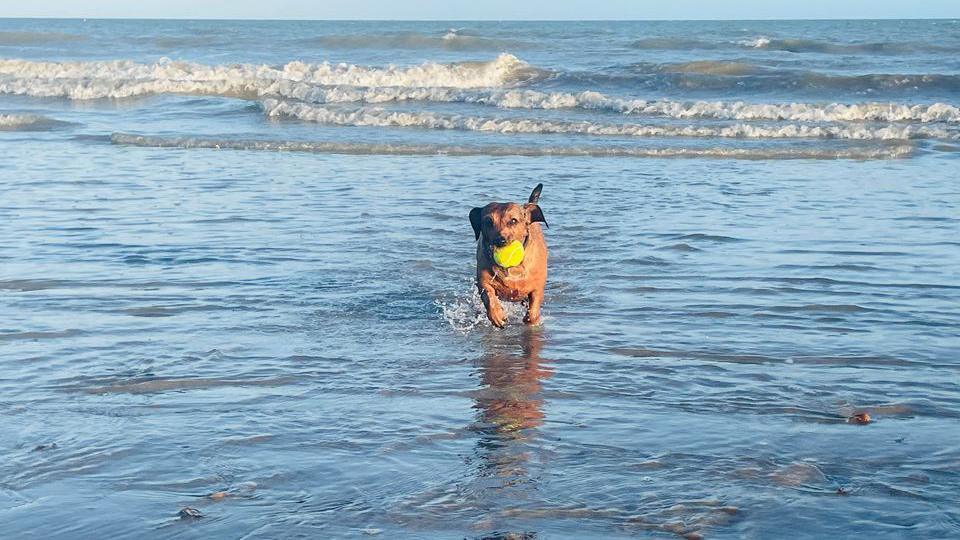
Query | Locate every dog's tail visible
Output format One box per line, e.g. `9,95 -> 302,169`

528,183 -> 543,204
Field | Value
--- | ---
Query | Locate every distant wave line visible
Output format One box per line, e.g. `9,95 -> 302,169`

110,133 -> 915,160
631,36 -> 960,55
261,99 -> 959,141
300,31 -> 533,51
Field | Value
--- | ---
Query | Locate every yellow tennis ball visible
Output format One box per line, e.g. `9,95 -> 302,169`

493,240 -> 525,268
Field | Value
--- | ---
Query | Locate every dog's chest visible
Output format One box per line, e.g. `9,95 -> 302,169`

492,267 -> 530,301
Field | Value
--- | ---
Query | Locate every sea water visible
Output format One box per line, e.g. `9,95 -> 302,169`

1,19 -> 959,538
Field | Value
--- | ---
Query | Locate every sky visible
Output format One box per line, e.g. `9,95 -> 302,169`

1,0 -> 958,20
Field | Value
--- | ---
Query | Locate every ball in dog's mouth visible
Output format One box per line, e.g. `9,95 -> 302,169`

493,240 -> 525,268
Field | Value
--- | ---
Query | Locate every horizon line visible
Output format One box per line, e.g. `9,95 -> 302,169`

1,16 -> 958,22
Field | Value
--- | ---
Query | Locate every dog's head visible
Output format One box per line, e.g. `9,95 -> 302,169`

470,184 -> 547,248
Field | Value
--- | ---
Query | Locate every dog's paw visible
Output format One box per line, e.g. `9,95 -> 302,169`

487,304 -> 508,328
523,311 -> 542,326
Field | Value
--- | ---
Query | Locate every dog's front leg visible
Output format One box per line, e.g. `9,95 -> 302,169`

479,284 -> 507,328
524,288 -> 544,325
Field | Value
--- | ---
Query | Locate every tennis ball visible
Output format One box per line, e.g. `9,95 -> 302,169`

493,240 -> 525,268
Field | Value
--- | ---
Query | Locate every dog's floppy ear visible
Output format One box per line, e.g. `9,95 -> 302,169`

528,183 -> 543,204
469,207 -> 483,241
526,203 -> 548,228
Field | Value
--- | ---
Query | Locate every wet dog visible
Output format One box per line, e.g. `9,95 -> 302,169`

469,184 -> 548,327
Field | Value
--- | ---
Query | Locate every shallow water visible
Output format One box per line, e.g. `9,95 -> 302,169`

2,19 -> 960,539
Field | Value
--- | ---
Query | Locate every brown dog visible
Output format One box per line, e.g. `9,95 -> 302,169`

470,184 -> 548,327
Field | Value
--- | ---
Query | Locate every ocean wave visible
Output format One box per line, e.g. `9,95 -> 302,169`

631,37 -> 723,50
0,113 -> 71,131
661,61 -> 763,76
110,133 -> 915,160
0,31 -> 86,46
302,31 -> 531,51
607,99 -> 960,123
620,62 -> 960,93
229,88 -> 960,124
739,36 -> 960,55
801,72 -> 960,93
0,54 -> 544,96
261,99 -> 957,140
0,59 -> 539,100
631,36 -> 960,55
2,57 -> 956,124
7,68 -> 954,124
142,35 -> 229,49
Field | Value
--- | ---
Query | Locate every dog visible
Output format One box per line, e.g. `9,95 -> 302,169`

470,184 -> 548,327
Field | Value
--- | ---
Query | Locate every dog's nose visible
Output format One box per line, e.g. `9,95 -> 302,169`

493,236 -> 508,247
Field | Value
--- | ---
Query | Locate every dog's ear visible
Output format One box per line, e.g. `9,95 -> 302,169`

469,207 -> 483,241
526,203 -> 548,228
528,183 -> 543,204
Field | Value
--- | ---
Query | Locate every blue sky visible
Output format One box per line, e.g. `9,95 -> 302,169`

2,0 -> 958,20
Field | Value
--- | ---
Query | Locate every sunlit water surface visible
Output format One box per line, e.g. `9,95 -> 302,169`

2,19 -> 959,539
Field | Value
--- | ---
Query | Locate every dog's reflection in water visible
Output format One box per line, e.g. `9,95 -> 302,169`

472,328 -> 553,487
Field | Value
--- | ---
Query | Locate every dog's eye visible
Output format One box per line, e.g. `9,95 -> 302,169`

509,218 -> 519,225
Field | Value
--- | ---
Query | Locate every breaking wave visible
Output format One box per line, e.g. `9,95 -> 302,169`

4,53 -> 956,148
1,57 -> 957,125
261,99 -> 958,141
0,54 -> 545,95
271,87 -> 958,123
110,133 -> 915,160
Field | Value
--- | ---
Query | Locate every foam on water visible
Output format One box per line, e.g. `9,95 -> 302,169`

740,37 -> 773,49
3,57 -> 956,126
480,91 -> 960,123
436,288 -> 490,333
0,54 -> 542,93
436,285 -> 534,334
2,55 -> 959,133
8,76 -> 955,124
262,99 -> 958,140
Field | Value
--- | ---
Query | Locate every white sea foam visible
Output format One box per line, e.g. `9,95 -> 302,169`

1,57 -> 956,124
261,100 -> 957,140
0,54 -> 541,95
438,91 -> 960,124
436,287 -> 493,333
739,37 -> 772,48
110,133 -> 916,160
624,100 -> 960,123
